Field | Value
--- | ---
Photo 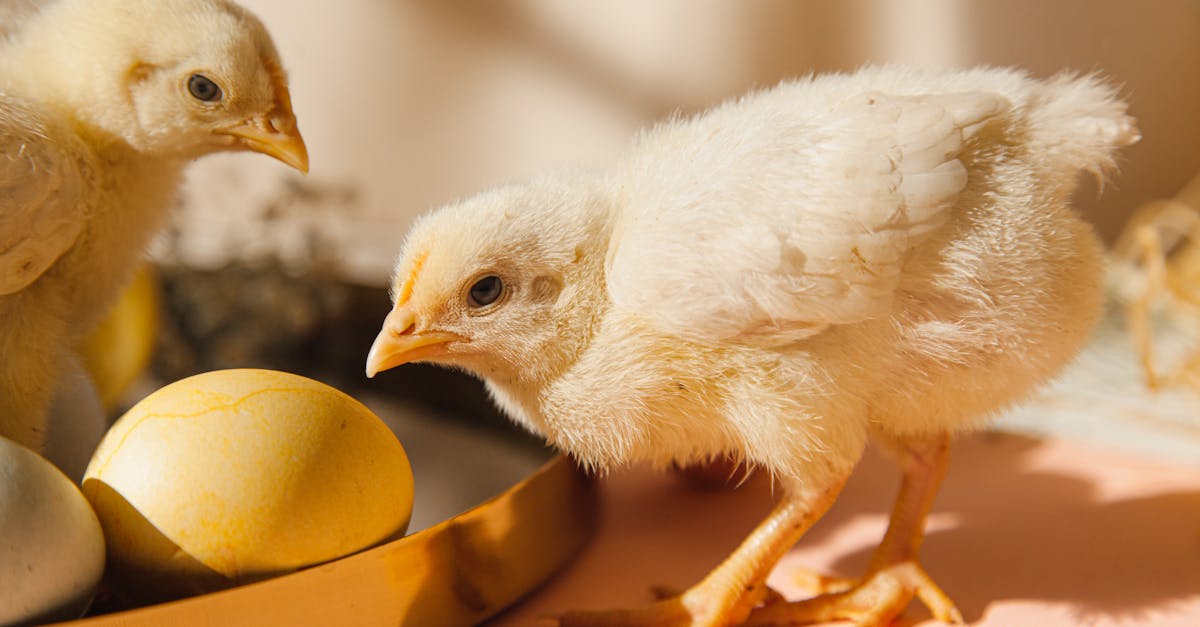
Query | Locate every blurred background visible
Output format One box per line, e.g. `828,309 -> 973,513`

167,0 -> 1200,284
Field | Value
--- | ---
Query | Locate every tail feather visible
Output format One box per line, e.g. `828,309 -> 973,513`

1027,71 -> 1140,182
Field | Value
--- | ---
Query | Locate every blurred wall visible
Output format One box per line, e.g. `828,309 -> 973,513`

170,0 -> 1200,285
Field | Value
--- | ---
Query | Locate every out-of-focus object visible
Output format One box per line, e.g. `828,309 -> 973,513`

40,355 -> 107,483
81,369 -> 413,603
0,435 -> 105,626
60,454 -> 594,627
80,264 -> 160,412
1110,171 -> 1200,390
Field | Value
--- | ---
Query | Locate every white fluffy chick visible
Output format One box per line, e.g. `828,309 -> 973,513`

0,0 -> 307,452
367,66 -> 1138,627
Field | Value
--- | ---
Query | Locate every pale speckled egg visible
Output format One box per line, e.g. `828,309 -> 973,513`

81,369 -> 414,602
41,354 -> 107,484
0,435 -> 105,626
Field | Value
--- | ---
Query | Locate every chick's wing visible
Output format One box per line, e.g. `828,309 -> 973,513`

0,94 -> 86,295
606,89 -> 1009,345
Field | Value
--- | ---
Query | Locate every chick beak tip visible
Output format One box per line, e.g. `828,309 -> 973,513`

364,352 -> 378,378
365,311 -> 462,376
286,138 -> 310,174
220,115 -> 308,173
364,331 -> 394,379
265,116 -> 308,173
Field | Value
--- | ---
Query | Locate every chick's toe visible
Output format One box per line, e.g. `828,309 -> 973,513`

748,561 -> 962,627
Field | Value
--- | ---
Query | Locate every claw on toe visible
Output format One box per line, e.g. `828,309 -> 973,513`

746,562 -> 961,627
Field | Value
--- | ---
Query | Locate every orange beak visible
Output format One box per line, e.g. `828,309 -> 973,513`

219,87 -> 309,172
365,306 -> 464,378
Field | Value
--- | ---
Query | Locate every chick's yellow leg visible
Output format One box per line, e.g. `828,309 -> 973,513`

1127,223 -> 1169,390
746,434 -> 961,627
554,476 -> 849,627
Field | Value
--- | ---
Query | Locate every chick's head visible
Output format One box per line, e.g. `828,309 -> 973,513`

24,0 -> 307,170
367,175 -> 612,383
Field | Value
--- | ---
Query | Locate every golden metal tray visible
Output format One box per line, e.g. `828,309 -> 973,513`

54,454 -> 595,627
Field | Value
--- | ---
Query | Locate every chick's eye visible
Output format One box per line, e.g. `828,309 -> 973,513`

187,74 -> 222,102
468,275 -> 503,308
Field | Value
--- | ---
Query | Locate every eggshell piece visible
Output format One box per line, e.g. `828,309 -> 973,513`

0,436 -> 105,626
82,369 -> 413,601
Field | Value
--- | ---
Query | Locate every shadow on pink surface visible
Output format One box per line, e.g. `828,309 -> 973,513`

800,433 -> 1200,625
493,432 -> 1200,626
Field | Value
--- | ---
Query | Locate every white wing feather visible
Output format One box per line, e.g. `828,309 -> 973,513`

607,87 -> 1009,344
0,93 -> 85,295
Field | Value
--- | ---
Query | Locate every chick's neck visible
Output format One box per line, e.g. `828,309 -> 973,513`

480,205 -> 616,429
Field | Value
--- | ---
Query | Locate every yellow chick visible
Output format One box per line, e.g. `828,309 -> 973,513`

0,0 -> 306,452
366,66 -> 1137,626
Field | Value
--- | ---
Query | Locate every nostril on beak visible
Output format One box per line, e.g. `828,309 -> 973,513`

267,112 -> 295,134
391,324 -> 416,338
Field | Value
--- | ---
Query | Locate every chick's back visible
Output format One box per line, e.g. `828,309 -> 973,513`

560,66 -> 1137,479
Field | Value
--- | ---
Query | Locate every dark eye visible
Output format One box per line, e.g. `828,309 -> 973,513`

467,275 -> 503,308
187,74 -> 222,102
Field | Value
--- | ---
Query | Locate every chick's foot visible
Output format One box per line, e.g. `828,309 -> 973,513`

552,477 -> 849,627
552,584 -> 768,627
745,433 -> 962,626
649,584 -> 788,606
551,532 -> 798,627
745,560 -> 962,626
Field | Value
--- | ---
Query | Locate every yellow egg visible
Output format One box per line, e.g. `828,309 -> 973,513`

80,264 -> 160,411
82,369 -> 414,602
0,436 -> 105,625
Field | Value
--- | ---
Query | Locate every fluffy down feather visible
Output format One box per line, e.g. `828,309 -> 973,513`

608,88 -> 1010,344
0,0 -> 306,453
0,94 -> 87,296
376,65 -> 1137,480
368,65 -> 1138,626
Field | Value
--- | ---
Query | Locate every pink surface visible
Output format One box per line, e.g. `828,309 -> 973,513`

492,433 -> 1200,626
